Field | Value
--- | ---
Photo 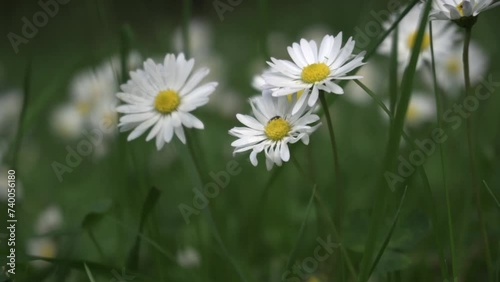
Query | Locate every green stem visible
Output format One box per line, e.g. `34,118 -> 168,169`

182,0 -> 192,58
318,92 -> 344,232
430,21 -> 456,281
463,26 -> 493,281
185,133 -> 248,282
291,157 -> 357,281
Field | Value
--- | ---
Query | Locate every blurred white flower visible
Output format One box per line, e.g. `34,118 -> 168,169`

405,93 -> 436,127
176,246 -> 200,268
207,88 -> 243,118
229,93 -> 321,170
423,41 -> 488,95
0,90 -> 23,136
117,54 -> 218,149
431,0 -> 500,20
35,205 -> 63,235
344,62 -> 382,106
50,104 -> 85,140
0,166 -> 23,201
301,25 -> 332,44
27,238 -> 57,269
379,4 -> 460,70
173,19 -> 213,58
263,33 -> 365,114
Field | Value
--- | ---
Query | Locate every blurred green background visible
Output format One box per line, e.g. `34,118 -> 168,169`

0,0 -> 500,281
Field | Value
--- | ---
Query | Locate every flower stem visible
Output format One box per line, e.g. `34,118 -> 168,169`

430,21 -> 456,281
319,91 -> 344,231
291,156 -> 357,281
463,26 -> 493,281
185,132 -> 248,282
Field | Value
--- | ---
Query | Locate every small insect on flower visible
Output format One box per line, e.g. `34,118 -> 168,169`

229,93 -> 321,170
431,0 -> 500,21
263,33 -> 365,114
116,53 -> 218,150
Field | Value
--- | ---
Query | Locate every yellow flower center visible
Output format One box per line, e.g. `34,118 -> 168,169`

287,90 -> 305,102
406,104 -> 419,121
40,241 -> 56,258
406,32 -> 431,52
154,90 -> 180,114
301,63 -> 330,84
457,2 -> 465,16
446,58 -> 461,73
265,117 -> 290,141
77,102 -> 91,115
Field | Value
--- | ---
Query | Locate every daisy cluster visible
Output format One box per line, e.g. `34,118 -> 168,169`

50,53 -> 141,157
114,0 -> 497,171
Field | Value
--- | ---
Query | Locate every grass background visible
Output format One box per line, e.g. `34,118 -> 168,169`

0,0 -> 500,281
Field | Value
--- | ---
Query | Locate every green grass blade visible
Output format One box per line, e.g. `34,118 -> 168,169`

429,20 -> 457,281
126,187 -> 162,271
483,180 -> 500,209
9,59 -> 31,171
84,263 -> 97,282
285,185 -> 317,271
182,0 -> 192,57
357,2 -> 434,281
185,133 -> 248,282
356,76 -> 450,282
368,186 -> 408,277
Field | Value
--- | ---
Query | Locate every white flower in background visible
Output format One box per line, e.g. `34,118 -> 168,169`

263,33 -> 365,114
50,104 -> 85,140
207,89 -> 243,118
391,92 -> 436,127
0,167 -> 23,201
176,246 -> 200,268
173,19 -> 213,58
117,54 -> 218,150
344,62 -> 382,106
431,0 -> 500,20
0,90 -> 23,136
69,64 -> 117,114
110,51 -> 143,74
301,25 -> 331,44
27,238 -> 57,269
252,73 -> 268,92
423,41 -> 488,94
229,93 -> 321,170
379,4 -> 460,69
35,206 -> 63,235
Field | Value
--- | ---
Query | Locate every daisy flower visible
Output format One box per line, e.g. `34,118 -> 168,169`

116,53 -> 218,150
379,4 -> 460,70
263,33 -> 366,114
27,238 -> 57,269
382,92 -> 436,127
35,205 -> 63,235
229,93 -> 321,170
423,40 -> 488,94
431,0 -> 500,20
176,246 -> 201,268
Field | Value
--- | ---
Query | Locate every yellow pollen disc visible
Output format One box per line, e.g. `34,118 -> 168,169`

287,90 -> 305,102
406,32 -> 431,51
406,104 -> 419,121
301,63 -> 330,84
457,2 -> 464,16
446,59 -> 461,73
40,241 -> 56,258
265,117 -> 290,141
154,90 -> 180,114
77,102 -> 91,115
